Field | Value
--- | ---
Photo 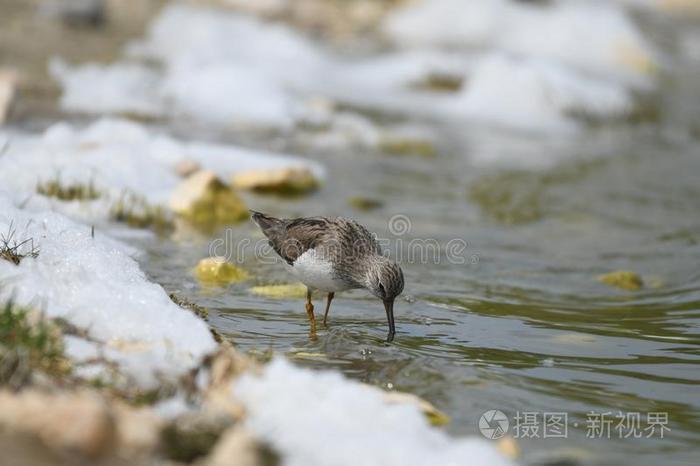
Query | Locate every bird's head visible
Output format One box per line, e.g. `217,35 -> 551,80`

365,256 -> 404,302
364,256 -> 403,341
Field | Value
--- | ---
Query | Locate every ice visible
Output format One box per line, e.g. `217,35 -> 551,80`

235,357 -> 513,466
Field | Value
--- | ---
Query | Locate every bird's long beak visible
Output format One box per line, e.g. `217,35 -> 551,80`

383,299 -> 396,342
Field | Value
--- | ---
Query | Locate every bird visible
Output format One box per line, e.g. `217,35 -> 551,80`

250,210 -> 404,342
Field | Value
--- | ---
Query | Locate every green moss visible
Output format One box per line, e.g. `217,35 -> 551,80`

160,414 -> 232,463
378,136 -> 436,157
110,193 -> 174,232
171,173 -> 249,232
1,223 -> 39,265
168,293 -> 223,343
468,159 -> 605,225
194,257 -> 251,286
250,283 -> 308,299
0,300 -> 70,388
169,293 -> 208,319
232,168 -> 318,198
410,72 -> 463,93
469,171 -> 544,225
36,176 -> 101,201
597,270 -> 644,291
348,196 -> 383,211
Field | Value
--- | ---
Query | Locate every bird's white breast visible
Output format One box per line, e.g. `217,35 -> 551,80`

287,248 -> 352,292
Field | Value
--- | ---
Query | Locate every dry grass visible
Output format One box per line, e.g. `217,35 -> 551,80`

0,222 -> 39,265
110,192 -> 173,232
36,176 -> 101,201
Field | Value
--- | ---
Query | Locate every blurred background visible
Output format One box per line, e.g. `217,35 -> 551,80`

1,1 -> 700,465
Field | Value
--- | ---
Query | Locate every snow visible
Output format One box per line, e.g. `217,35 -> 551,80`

0,118 -> 322,223
0,194 -> 217,388
0,118 -> 319,389
160,63 -> 297,128
132,3 -> 324,128
63,335 -> 101,363
449,55 -> 633,132
49,1 -> 660,134
383,0 -> 659,87
49,59 -> 164,117
235,357 -> 513,466
52,4 -> 325,127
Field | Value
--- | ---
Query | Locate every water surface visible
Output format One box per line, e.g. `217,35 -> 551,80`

144,118 -> 700,466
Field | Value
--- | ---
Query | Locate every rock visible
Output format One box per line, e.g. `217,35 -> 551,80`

249,283 -> 308,299
383,391 -> 450,427
496,436 -> 520,460
42,0 -> 106,28
0,69 -> 18,125
596,270 -> 644,291
203,343 -> 254,420
174,159 -> 202,178
0,389 -> 116,457
112,401 -> 162,455
169,170 -> 248,228
0,430 -> 132,466
205,427 -> 279,466
194,257 -> 251,286
161,411 -> 234,463
231,167 -> 318,196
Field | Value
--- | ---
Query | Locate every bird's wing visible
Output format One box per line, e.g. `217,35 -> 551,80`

270,217 -> 332,265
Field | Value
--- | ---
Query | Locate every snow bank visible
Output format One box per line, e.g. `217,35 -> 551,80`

383,0 -> 658,87
51,3 -> 326,127
0,194 -> 217,388
324,53 -> 633,133
0,118 -> 322,223
50,59 -> 164,117
49,1 -> 661,134
235,357 -> 512,466
449,55 -> 633,132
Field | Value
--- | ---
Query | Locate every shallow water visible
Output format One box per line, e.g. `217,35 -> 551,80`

143,116 -> 700,466
142,17 -> 700,463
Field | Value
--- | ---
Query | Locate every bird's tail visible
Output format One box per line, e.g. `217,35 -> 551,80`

250,210 -> 282,233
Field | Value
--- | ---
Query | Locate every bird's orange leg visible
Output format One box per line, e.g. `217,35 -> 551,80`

305,288 -> 317,335
323,292 -> 335,327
